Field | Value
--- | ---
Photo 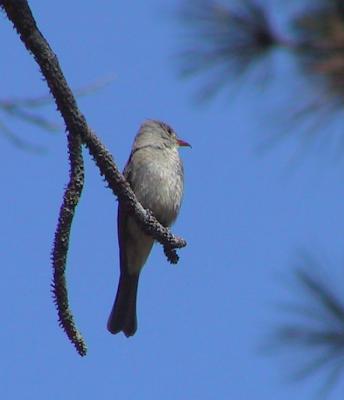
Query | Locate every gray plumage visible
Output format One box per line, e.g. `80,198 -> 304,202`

107,120 -> 189,337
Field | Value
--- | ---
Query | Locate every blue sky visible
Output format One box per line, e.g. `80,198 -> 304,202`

1,1 -> 344,399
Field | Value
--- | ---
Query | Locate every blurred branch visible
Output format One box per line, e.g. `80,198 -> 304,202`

0,120 -> 46,153
0,75 -> 116,152
294,5 -> 344,105
177,0 -> 344,150
0,100 -> 59,131
269,255 -> 344,395
0,94 -> 58,153
178,0 -> 344,100
0,0 -> 186,355
177,0 -> 281,99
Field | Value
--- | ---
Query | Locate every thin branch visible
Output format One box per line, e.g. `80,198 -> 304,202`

0,76 -> 116,151
0,119 -> 47,153
0,76 -> 115,109
268,258 -> 344,394
0,102 -> 60,132
51,131 -> 86,356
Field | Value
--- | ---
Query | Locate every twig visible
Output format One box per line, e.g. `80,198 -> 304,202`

51,132 -> 86,356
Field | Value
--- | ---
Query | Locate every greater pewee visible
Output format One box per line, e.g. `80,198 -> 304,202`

107,120 -> 190,337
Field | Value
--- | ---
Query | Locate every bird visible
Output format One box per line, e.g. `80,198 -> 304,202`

107,120 -> 190,337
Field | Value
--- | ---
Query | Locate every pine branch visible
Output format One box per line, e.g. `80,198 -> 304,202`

178,0 -> 278,99
268,256 -> 344,394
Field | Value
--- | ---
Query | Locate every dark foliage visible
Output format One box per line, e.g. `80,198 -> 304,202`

178,0 -> 344,130
178,0 -> 278,98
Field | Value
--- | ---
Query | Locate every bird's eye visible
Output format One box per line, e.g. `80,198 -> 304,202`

159,122 -> 174,137
165,125 -> 174,136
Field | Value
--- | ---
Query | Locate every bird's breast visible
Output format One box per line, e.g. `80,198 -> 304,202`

129,148 -> 184,227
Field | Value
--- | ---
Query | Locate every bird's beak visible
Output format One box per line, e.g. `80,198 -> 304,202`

177,138 -> 191,148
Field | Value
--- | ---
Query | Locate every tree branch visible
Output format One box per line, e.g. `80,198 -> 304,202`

0,0 -> 186,249
1,0 -> 186,355
51,131 -> 86,356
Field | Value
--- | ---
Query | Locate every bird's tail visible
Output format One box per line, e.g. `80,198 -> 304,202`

107,272 -> 139,337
